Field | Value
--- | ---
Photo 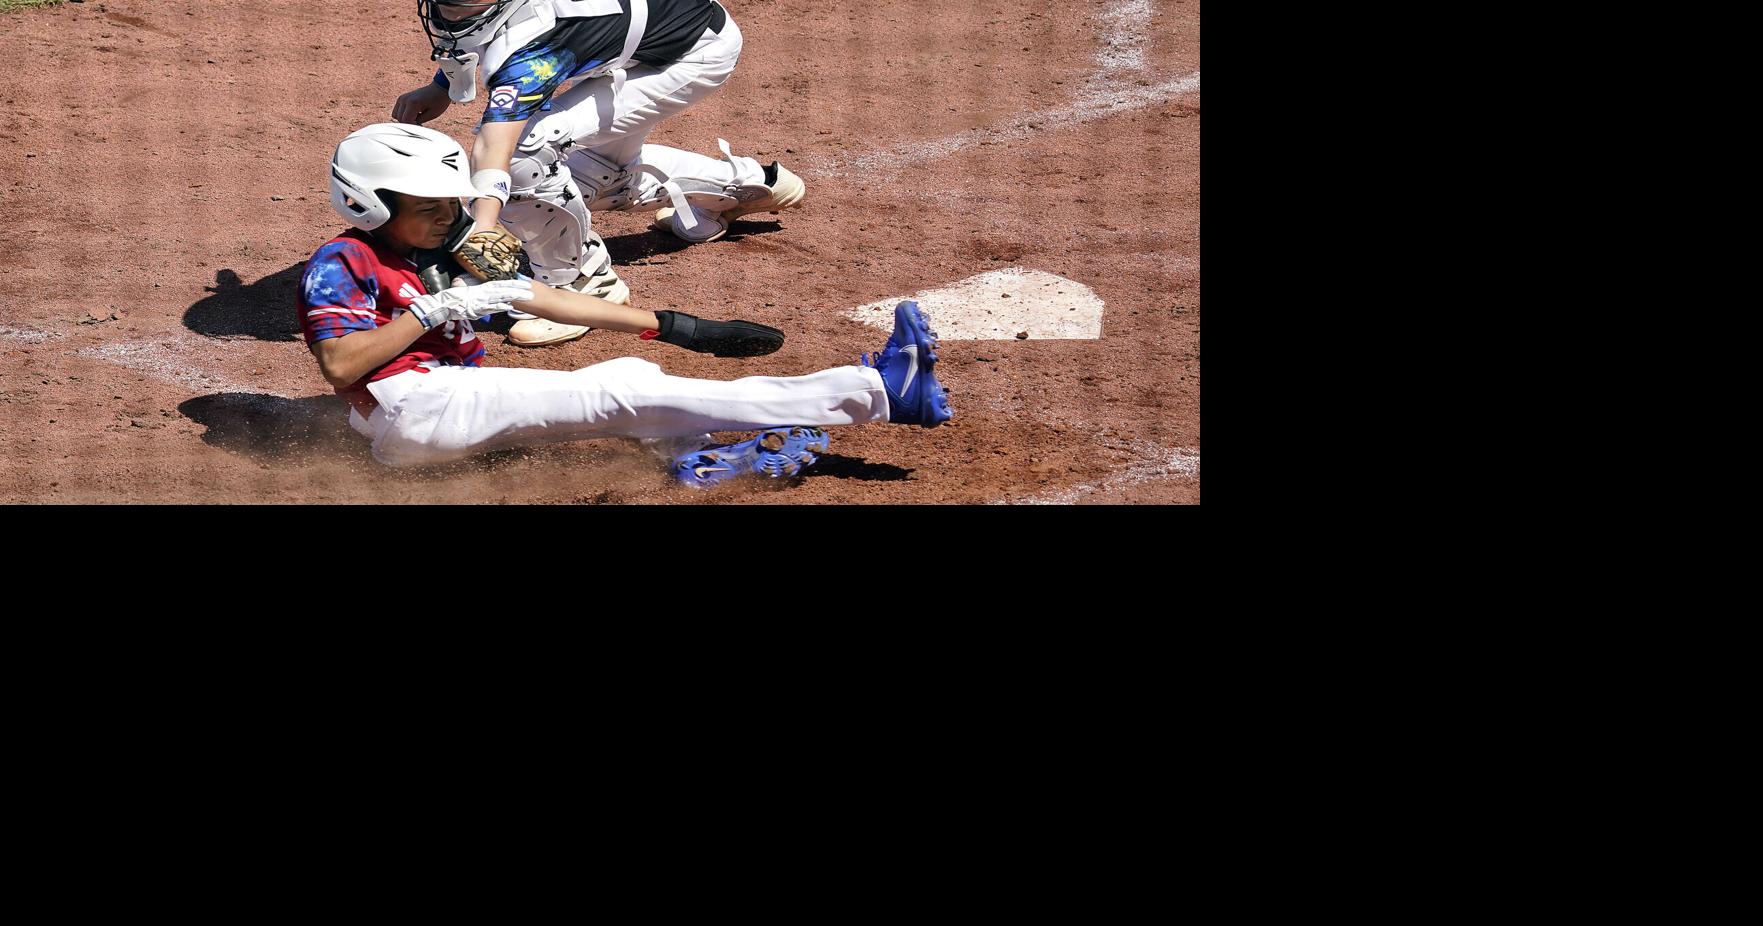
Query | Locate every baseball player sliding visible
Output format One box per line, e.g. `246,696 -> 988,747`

303,124 -> 948,485
393,0 -> 805,347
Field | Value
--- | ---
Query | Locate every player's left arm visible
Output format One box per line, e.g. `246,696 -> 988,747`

467,120 -> 524,230
510,284 -> 785,358
302,244 -> 432,388
312,314 -> 429,389
467,44 -> 579,229
510,280 -> 660,333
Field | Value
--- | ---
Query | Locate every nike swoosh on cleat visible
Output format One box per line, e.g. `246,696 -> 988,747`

898,344 -> 919,395
694,465 -> 733,478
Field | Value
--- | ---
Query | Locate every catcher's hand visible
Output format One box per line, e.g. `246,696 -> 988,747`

649,310 -> 785,358
454,226 -> 525,281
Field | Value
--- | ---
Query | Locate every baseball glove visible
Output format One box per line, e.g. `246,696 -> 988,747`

648,310 -> 785,358
453,227 -> 525,281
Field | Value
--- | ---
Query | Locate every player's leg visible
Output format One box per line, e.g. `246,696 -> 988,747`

619,15 -> 805,242
359,302 -> 951,468
671,299 -> 953,486
632,139 -> 805,244
363,359 -> 885,467
521,8 -> 745,165
516,11 -> 804,244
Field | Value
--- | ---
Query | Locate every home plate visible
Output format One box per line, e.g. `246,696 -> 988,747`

843,268 -> 1104,340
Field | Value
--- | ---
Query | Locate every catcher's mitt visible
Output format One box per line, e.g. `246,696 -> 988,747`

453,227 -> 525,281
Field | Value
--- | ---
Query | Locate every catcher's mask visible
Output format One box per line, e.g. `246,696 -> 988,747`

419,0 -> 524,54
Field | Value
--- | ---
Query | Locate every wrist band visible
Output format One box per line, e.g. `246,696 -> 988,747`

471,168 -> 511,204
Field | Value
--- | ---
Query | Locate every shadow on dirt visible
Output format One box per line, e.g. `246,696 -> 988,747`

807,453 -> 913,482
178,392 -> 368,464
720,219 -> 786,241
183,264 -> 308,342
177,391 -> 573,477
602,219 -> 785,266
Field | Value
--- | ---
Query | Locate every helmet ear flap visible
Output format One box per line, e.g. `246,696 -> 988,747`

329,165 -> 392,230
377,190 -> 403,222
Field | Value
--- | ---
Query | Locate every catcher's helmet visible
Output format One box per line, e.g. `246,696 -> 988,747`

419,0 -> 531,53
329,123 -> 480,230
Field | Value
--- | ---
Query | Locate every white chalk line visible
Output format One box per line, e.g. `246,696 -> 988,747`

813,0 -> 1192,179
1000,444 -> 1200,505
1092,0 -> 1153,72
7,322 -> 297,400
75,336 -> 298,398
0,325 -> 57,344
816,71 -> 1198,179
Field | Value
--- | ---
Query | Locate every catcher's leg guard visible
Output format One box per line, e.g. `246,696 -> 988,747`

562,147 -> 646,213
519,128 -> 652,215
504,138 -> 631,347
639,139 -> 807,243
504,138 -> 629,290
561,144 -> 734,238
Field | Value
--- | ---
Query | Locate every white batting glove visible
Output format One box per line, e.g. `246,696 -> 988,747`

408,278 -> 534,328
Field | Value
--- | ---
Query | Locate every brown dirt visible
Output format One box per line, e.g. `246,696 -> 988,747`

0,0 -> 1198,504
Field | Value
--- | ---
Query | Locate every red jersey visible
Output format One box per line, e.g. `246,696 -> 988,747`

297,229 -> 486,414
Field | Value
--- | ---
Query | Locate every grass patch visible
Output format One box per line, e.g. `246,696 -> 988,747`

0,0 -> 66,11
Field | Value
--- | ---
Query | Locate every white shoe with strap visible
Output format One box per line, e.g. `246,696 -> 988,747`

651,150 -> 806,243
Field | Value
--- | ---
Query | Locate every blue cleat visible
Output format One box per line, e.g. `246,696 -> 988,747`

861,300 -> 953,428
672,427 -> 831,489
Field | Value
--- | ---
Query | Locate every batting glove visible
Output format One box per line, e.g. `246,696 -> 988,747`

408,278 -> 534,328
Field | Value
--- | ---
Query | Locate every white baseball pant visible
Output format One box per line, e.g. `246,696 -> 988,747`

534,6 -> 766,201
348,359 -> 890,467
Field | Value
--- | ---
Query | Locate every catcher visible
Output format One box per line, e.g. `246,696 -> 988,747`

304,124 -> 948,483
393,0 -> 806,347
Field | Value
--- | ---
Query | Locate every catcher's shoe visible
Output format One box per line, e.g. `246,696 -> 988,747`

506,265 -> 631,347
652,161 -> 806,244
862,300 -> 953,428
672,427 -> 830,489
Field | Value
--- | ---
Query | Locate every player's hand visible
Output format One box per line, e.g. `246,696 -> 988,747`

393,83 -> 452,125
409,279 -> 534,328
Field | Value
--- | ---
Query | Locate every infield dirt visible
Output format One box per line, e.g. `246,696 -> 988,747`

0,0 -> 1198,504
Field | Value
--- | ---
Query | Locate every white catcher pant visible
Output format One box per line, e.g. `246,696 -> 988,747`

531,7 -> 766,202
349,359 -> 890,467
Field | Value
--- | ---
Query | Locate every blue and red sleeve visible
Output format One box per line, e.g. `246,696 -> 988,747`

300,240 -> 382,346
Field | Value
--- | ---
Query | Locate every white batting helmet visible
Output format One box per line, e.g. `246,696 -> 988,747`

329,123 -> 479,230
